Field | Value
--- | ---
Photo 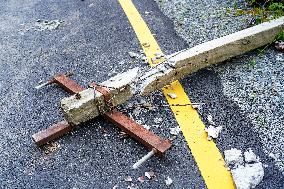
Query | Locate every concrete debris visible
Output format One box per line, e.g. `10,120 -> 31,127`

142,124 -> 150,130
132,108 -> 141,116
35,19 -> 62,31
127,184 -> 138,189
137,176 -> 145,183
153,117 -> 163,124
207,114 -> 215,125
88,3 -> 95,7
205,126 -> 222,140
167,93 -> 177,99
169,126 -> 181,135
128,51 -> 148,62
231,163 -> 264,189
140,55 -> 148,63
224,148 -> 264,189
244,149 -> 258,163
145,171 -> 155,179
155,52 -> 165,59
224,148 -> 244,168
275,40 -> 284,51
165,177 -> 173,186
191,104 -> 201,110
125,176 -> 133,182
43,142 -> 60,154
128,51 -> 140,58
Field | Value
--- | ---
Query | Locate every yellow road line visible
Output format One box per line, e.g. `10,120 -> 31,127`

118,0 -> 235,188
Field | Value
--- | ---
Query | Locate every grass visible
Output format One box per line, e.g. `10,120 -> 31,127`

236,0 -> 284,25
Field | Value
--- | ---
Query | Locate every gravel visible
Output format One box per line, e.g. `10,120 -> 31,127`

154,0 -> 251,46
154,0 -> 284,177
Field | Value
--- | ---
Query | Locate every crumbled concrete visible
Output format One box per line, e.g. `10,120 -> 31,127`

224,148 -> 264,189
224,148 -> 244,168
169,126 -> 181,135
205,126 -> 222,140
167,93 -> 177,99
244,149 -> 258,163
231,163 -> 264,189
165,176 -> 173,186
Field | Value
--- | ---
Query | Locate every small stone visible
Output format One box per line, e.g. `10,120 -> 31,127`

207,114 -> 215,125
155,52 -> 164,59
142,124 -> 150,130
145,171 -> 155,179
167,93 -> 177,99
137,176 -> 145,183
128,51 -> 139,58
275,40 -> 284,51
169,127 -> 181,135
125,176 -> 132,182
205,126 -> 222,139
140,55 -> 148,62
154,117 -> 163,124
165,177 -> 173,186
191,104 -> 201,109
127,184 -> 138,189
145,11 -> 150,15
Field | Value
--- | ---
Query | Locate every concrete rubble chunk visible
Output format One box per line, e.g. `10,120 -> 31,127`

165,176 -> 173,186
205,125 -> 222,140
231,163 -> 264,189
244,148 -> 258,163
167,93 -> 177,99
224,148 -> 264,189
169,126 -> 181,135
224,148 -> 244,168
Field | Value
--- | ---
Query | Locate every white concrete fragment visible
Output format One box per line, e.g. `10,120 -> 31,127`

244,149 -> 258,163
207,114 -> 215,125
205,126 -> 222,140
165,177 -> 173,186
125,176 -> 132,182
128,51 -> 139,58
144,171 -> 155,179
169,127 -> 181,135
167,93 -> 177,99
224,148 -> 244,168
142,124 -> 150,130
231,163 -> 264,189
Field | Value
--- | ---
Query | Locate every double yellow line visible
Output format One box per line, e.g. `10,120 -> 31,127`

118,0 -> 235,188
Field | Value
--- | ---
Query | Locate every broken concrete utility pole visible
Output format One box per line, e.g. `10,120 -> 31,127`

61,16 -> 284,125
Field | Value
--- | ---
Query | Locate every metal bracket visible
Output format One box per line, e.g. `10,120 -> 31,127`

32,74 -> 172,168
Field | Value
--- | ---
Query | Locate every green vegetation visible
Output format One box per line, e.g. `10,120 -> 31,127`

236,0 -> 284,24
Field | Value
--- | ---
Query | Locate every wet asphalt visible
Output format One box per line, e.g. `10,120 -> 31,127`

0,0 -> 283,188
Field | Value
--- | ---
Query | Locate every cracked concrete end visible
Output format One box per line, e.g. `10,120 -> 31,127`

61,68 -> 139,125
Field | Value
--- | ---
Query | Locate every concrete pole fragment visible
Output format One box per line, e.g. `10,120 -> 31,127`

61,17 -> 284,125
